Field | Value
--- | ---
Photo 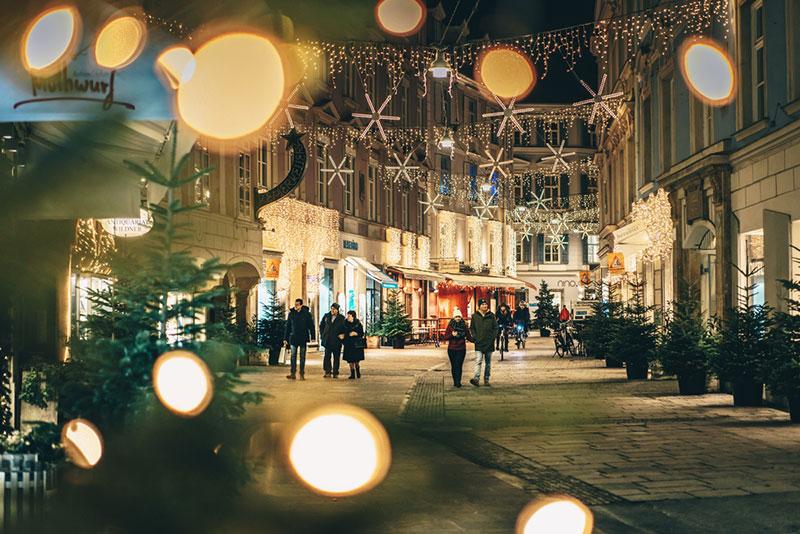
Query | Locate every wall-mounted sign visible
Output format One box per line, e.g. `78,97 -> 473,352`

264,258 -> 281,280
99,208 -> 153,237
608,252 -> 625,275
343,240 -> 359,251
579,271 -> 591,287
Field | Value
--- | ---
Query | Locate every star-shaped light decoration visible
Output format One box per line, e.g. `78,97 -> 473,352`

352,92 -> 400,142
519,222 -> 534,242
548,233 -> 568,250
321,155 -> 354,186
472,191 -> 497,221
272,84 -> 310,129
549,212 -> 572,235
528,190 -> 550,214
479,147 -> 514,179
387,152 -> 420,184
419,192 -> 444,215
573,74 -> 624,125
542,140 -> 576,173
575,223 -> 595,239
481,95 -> 535,137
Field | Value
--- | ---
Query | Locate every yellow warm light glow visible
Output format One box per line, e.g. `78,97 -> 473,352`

156,46 -> 197,89
516,497 -> 593,534
177,32 -> 285,140
680,37 -> 735,106
477,47 -> 537,99
22,6 -> 81,76
375,0 -> 426,37
286,404 -> 391,496
62,419 -> 103,469
94,15 -> 146,70
153,350 -> 213,417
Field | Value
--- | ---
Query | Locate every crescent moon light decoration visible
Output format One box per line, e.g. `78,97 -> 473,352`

254,128 -> 308,215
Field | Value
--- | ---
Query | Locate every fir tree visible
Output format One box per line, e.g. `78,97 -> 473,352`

534,280 -> 558,335
612,275 -> 656,379
766,248 -> 800,416
256,290 -> 287,365
380,290 -> 412,340
583,282 -> 615,360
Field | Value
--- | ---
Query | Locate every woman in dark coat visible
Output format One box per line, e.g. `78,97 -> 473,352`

443,308 -> 473,387
343,310 -> 365,379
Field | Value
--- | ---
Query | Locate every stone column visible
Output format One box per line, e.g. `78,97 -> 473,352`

763,209 -> 792,312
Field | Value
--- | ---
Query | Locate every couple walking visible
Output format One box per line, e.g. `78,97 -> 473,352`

443,299 -> 498,388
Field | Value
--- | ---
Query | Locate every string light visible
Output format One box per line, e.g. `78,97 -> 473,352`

417,235 -> 431,270
385,227 -> 403,265
488,221 -> 504,275
438,211 -> 458,260
402,231 -> 416,268
505,225 -> 517,276
467,216 -> 483,271
630,189 -> 674,263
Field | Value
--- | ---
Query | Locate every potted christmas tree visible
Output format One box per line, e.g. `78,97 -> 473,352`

766,249 -> 800,421
658,281 -> 716,395
381,290 -> 412,349
713,266 -> 773,407
612,276 -> 655,379
534,281 -> 557,337
256,290 -> 287,366
365,320 -> 383,349
582,283 -> 624,367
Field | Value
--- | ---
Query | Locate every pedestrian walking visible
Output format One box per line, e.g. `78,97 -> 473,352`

319,303 -> 346,378
559,305 -> 571,323
495,303 -> 513,351
443,308 -> 473,387
284,298 -> 314,380
342,310 -> 366,379
469,299 -> 499,387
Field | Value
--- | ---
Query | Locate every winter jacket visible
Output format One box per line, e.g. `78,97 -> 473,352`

444,318 -> 473,351
559,308 -> 571,322
319,312 -> 346,349
285,305 -> 314,345
470,311 -> 499,353
343,320 -> 365,362
497,309 -> 513,329
513,306 -> 530,327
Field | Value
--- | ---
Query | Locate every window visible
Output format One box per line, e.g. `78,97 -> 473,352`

587,235 -> 600,264
417,187 -> 426,233
542,175 -> 560,205
368,163 -> 377,221
344,155 -> 354,214
257,138 -> 272,189
544,240 -> 562,264
343,62 -> 356,98
439,155 -> 451,196
237,149 -> 251,217
316,143 -> 328,207
752,1 -> 766,121
417,94 -> 427,128
544,121 -> 561,145
401,190 -> 409,229
385,186 -> 394,226
466,162 -> 478,202
642,96 -> 652,183
466,97 -> 477,124
660,75 -> 673,170
193,142 -> 211,205
514,175 -> 524,204
515,239 -> 523,263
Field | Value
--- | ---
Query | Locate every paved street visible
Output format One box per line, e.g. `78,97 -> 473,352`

241,338 -> 800,533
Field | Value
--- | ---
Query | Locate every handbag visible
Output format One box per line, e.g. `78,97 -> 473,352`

353,337 -> 367,350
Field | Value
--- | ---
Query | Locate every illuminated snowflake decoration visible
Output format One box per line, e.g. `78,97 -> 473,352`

548,233 -> 568,250
481,95 -> 535,137
573,74 -> 624,125
353,92 -> 400,142
321,156 -> 353,186
479,147 -> 514,179
272,84 -> 309,129
387,152 -> 420,184
542,140 -> 576,173
419,192 -> 444,215
528,190 -> 550,214
472,191 -> 497,221
549,212 -> 572,235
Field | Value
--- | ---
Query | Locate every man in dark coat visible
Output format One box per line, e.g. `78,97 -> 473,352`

284,298 -> 314,380
469,299 -> 499,387
319,303 -> 346,378
514,301 -> 531,331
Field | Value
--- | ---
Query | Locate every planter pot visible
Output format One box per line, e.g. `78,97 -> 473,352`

391,336 -> 405,349
605,357 -> 624,368
677,372 -> 708,395
788,395 -> 800,423
540,328 -> 551,337
625,360 -> 648,380
366,336 -> 381,349
732,380 -> 763,407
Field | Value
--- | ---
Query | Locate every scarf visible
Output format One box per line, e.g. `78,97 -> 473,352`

449,318 -> 467,336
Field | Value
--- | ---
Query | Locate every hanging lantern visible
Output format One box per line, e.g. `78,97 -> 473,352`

21,6 -> 81,77
679,36 -> 735,106
428,50 -> 451,79
438,128 -> 455,149
375,0 -> 426,37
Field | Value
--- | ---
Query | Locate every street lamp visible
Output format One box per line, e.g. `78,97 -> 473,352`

438,128 -> 455,149
429,49 -> 452,79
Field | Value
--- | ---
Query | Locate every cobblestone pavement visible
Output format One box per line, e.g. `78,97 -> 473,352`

241,339 -> 800,533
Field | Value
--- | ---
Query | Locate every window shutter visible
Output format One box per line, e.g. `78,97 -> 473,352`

561,234 -> 570,265
537,234 -> 544,263
523,236 -> 532,263
534,177 -> 543,198
582,236 -> 589,265
580,173 -> 589,196
560,174 -> 569,209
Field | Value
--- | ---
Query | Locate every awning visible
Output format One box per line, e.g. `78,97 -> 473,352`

387,266 -> 445,282
509,276 -> 538,290
443,273 -> 524,288
344,256 -> 398,288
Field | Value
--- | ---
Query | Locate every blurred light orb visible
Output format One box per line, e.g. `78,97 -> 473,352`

516,497 -> 593,534
156,46 -> 197,89
61,419 -> 103,469
287,405 -> 391,496
679,37 -> 735,106
477,47 -> 537,99
22,6 -> 81,77
177,32 -> 285,140
375,0 -> 426,37
153,350 -> 213,417
94,15 -> 146,70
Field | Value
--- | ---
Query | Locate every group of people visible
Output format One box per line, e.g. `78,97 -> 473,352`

283,299 -> 365,380
493,301 -> 530,352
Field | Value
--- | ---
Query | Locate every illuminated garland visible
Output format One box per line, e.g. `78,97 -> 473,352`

438,211 -> 458,260
385,227 -> 402,265
467,216 -> 483,271
504,225 -> 517,276
417,235 -> 431,270
513,193 -> 600,239
630,189 -> 674,263
487,221 -> 504,275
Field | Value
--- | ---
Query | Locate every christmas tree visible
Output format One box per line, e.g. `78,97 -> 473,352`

611,276 -> 656,379
534,280 -> 558,336
766,247 -> 800,420
256,289 -> 287,365
380,289 -> 412,348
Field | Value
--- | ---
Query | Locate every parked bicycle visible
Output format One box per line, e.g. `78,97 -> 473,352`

553,320 -> 576,358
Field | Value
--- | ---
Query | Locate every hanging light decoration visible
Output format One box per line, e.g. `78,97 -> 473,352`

679,36 -> 736,106
438,127 -> 455,149
428,49 -> 451,79
21,6 -> 81,77
476,47 -> 537,100
630,188 -> 674,263
152,350 -> 214,417
93,13 -> 147,70
61,419 -> 104,469
516,496 -> 593,534
375,0 -> 426,37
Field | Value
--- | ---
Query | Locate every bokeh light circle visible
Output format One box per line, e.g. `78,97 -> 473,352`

177,32 -> 285,140
156,46 -> 197,89
94,15 -> 146,70
679,36 -> 735,107
516,496 -> 593,534
286,404 -> 391,496
61,419 -> 103,469
375,0 -> 426,37
477,47 -> 537,99
21,6 -> 81,77
153,350 -> 213,417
